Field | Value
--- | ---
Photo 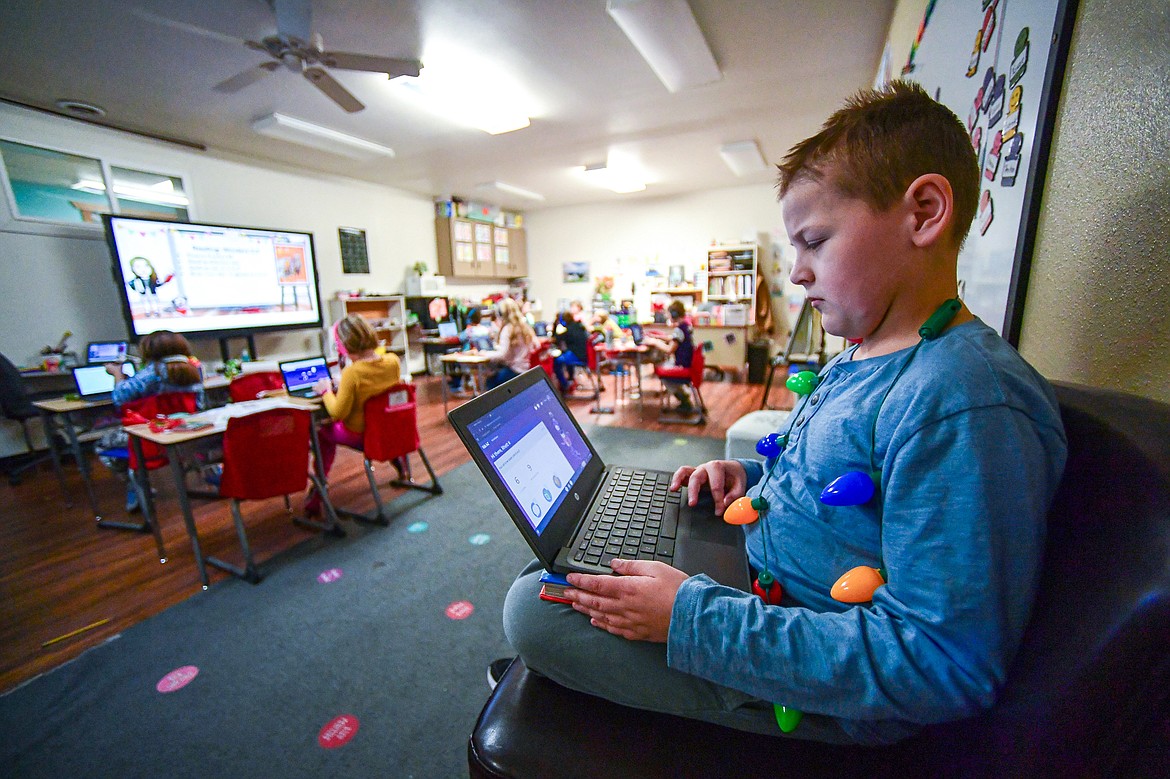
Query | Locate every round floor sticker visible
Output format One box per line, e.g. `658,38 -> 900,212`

318,714 -> 360,749
468,533 -> 491,546
317,568 -> 343,584
156,665 -> 199,693
407,521 -> 429,533
445,601 -> 475,620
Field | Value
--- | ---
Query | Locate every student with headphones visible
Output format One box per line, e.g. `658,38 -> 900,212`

501,82 -> 1068,745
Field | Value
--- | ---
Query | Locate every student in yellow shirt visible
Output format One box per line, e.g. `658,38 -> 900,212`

307,315 -> 401,516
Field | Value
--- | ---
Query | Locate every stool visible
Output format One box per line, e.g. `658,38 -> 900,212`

725,409 -> 792,460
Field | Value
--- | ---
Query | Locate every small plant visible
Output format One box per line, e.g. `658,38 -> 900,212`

412,261 -> 429,275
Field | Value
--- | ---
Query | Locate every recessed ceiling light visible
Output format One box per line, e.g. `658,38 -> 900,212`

476,181 -> 546,202
577,163 -> 646,194
719,140 -> 768,176
252,113 -> 395,159
54,99 -> 106,118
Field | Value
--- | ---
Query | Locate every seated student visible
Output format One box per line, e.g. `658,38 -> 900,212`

480,298 -> 539,391
591,310 -> 624,345
499,82 -> 1068,745
568,299 -> 585,323
98,330 -> 206,513
642,300 -> 696,413
552,309 -> 589,395
449,309 -> 494,392
306,315 -> 401,517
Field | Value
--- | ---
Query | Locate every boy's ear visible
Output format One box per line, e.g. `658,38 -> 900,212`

904,173 -> 954,248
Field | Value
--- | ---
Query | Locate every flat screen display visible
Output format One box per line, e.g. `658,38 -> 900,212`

102,215 -> 323,340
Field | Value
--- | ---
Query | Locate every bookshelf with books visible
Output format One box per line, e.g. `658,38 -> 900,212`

696,243 -> 759,373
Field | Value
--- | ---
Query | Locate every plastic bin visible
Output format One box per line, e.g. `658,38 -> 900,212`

747,340 -> 770,384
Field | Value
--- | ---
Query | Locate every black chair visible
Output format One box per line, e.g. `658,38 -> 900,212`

469,382 -> 1170,778
0,353 -> 54,485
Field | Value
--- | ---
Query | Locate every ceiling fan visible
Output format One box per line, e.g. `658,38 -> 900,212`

140,0 -> 421,113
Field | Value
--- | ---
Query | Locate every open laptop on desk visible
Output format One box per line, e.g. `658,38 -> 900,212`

87,340 -> 129,363
447,367 -> 749,588
437,321 -> 459,339
278,356 -> 331,398
72,362 -> 136,402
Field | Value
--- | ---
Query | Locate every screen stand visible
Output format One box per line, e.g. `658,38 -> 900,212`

219,336 -> 258,363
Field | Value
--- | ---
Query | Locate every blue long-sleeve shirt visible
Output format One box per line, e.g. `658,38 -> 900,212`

667,319 -> 1067,745
112,360 -> 205,411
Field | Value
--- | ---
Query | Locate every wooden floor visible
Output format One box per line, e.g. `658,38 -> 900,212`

0,369 -> 789,694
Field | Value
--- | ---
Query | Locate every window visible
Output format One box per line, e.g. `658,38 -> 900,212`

0,140 -> 110,224
0,140 -> 190,228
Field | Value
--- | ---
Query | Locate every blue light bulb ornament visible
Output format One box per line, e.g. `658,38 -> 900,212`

756,433 -> 786,458
785,370 -> 819,396
819,470 -> 879,506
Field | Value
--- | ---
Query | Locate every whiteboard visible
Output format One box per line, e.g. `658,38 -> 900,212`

904,0 -> 1077,344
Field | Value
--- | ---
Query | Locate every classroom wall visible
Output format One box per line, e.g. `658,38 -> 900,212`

0,101 -> 437,368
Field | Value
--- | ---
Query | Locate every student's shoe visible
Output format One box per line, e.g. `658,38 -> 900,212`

488,657 -> 515,691
676,399 -> 695,415
125,484 -> 141,514
202,464 -> 222,489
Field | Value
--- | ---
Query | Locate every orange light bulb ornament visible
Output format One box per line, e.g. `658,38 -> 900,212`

722,495 -> 764,525
830,565 -> 887,603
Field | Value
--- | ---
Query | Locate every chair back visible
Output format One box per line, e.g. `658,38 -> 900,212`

218,407 -> 312,500
362,384 -> 420,463
585,333 -> 606,371
0,352 -> 38,422
123,392 -> 199,470
228,371 -> 284,402
689,347 -> 705,388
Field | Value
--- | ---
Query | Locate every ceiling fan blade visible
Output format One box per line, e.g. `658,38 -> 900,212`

272,0 -> 312,45
319,51 -> 422,78
303,67 -> 365,113
214,63 -> 278,94
132,7 -> 247,46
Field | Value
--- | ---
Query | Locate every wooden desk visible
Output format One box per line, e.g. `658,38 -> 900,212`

417,336 -> 462,375
125,396 -> 335,588
439,353 -> 491,415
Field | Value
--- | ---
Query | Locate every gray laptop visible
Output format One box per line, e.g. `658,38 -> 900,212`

73,362 -> 136,401
447,367 -> 749,589
278,356 -> 331,398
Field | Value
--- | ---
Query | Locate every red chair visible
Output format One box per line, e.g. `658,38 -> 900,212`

655,347 -> 707,424
228,371 -> 284,402
337,383 -> 441,526
529,342 -> 554,378
212,407 -> 340,583
97,391 -> 199,559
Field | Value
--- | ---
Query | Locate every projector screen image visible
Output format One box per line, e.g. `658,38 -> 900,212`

103,215 -> 323,339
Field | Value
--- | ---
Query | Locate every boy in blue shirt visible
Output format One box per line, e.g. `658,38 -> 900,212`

501,81 -> 1068,744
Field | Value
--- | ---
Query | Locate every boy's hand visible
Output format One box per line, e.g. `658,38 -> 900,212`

670,460 -> 748,516
564,559 -> 687,642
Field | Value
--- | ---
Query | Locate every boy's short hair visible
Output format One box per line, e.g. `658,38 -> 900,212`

776,80 -> 979,246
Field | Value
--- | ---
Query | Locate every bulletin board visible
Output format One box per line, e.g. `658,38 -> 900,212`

903,0 -> 1078,345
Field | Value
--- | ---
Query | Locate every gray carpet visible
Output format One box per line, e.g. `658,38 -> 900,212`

1,426 -> 724,779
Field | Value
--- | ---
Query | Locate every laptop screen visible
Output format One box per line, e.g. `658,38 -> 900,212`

87,341 -> 128,362
279,357 -> 330,394
437,321 -> 458,338
465,377 -> 593,535
73,362 -> 135,397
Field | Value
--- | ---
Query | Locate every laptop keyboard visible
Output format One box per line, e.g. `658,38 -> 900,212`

571,468 -> 681,569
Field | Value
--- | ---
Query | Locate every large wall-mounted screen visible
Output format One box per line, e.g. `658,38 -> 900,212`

103,215 -> 323,340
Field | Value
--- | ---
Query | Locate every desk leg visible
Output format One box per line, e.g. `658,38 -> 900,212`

592,363 -> 614,414
127,435 -> 167,564
302,413 -> 344,537
38,408 -> 71,507
164,446 -> 210,589
441,363 -> 450,416
59,410 -> 102,518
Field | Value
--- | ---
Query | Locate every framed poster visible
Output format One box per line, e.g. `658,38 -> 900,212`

904,0 -> 1078,345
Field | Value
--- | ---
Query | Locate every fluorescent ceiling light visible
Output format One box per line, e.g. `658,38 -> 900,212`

606,0 -> 721,93
72,179 -> 190,207
719,140 -> 768,176
252,113 -> 395,159
577,163 -> 646,194
476,181 -> 546,202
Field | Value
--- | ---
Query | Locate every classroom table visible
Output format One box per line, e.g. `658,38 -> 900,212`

600,343 -> 649,411
32,397 -> 114,520
417,336 -> 462,375
439,353 -> 492,415
125,396 -> 336,588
